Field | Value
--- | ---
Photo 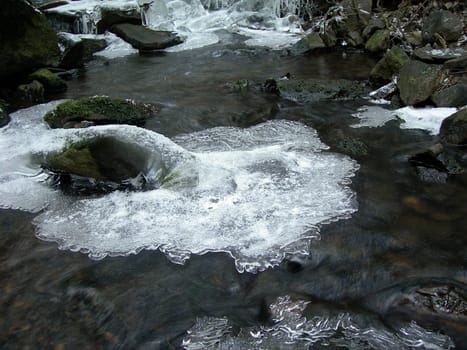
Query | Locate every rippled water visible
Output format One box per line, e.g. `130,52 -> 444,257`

1,41 -> 467,349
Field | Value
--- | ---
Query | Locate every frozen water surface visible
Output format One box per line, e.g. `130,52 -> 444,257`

0,102 -> 358,272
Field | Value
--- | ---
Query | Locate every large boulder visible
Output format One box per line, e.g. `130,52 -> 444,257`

370,46 -> 409,83
397,60 -> 443,105
97,7 -> 141,34
432,84 -> 467,108
288,32 -> 326,55
0,0 -> 60,82
439,108 -> 467,145
43,96 -> 159,128
110,23 -> 182,51
422,10 -> 464,43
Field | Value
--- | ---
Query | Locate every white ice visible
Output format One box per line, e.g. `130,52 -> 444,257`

0,102 -> 358,272
352,105 -> 458,135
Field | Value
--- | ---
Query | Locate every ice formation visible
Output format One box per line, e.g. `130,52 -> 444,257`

0,102 -> 358,272
182,296 -> 455,349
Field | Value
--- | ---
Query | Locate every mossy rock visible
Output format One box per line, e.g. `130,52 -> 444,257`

277,79 -> 367,103
43,96 -> 159,128
45,137 -> 154,183
370,47 -> 409,83
440,108 -> 467,146
365,29 -> 390,54
29,68 -> 67,92
0,0 -> 60,81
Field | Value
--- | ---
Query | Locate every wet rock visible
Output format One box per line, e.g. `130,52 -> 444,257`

439,108 -> 467,145
288,32 -> 326,55
29,68 -> 67,93
37,1 -> 69,11
0,0 -> 60,82
43,96 -> 159,128
0,101 -> 9,128
346,30 -> 364,47
110,23 -> 182,51
414,47 -> 467,63
43,11 -> 76,33
422,10 -> 464,43
97,7 -> 141,34
335,136 -> 369,159
59,35 -> 108,69
404,31 -> 423,47
341,0 -> 372,32
432,84 -> 467,108
277,78 -> 368,103
370,47 -> 409,83
397,60 -> 444,105
15,80 -> 45,106
365,29 -> 390,54
408,144 -> 449,183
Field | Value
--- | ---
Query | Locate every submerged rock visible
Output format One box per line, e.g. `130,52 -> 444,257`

0,0 -> 60,81
439,108 -> 467,146
397,60 -> 443,106
43,96 -> 159,128
277,78 -> 368,103
110,23 -> 182,51
0,101 -> 9,128
29,68 -> 67,93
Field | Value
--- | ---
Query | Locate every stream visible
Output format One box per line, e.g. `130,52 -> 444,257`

1,12 -> 467,350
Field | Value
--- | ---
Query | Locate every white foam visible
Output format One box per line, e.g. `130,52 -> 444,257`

1,102 -> 358,272
351,106 -> 398,128
182,296 -> 455,349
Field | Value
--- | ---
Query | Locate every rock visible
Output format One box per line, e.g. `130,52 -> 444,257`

413,47 -> 467,63
97,7 -> 141,34
422,10 -> 464,43
59,35 -> 108,69
0,0 -> 60,82
397,60 -> 443,106
15,80 -> 45,106
444,55 -> 467,74
29,68 -> 67,93
347,30 -> 364,47
432,84 -> 467,108
365,29 -> 390,54
37,1 -> 69,11
44,11 -> 76,33
0,101 -> 9,128
44,96 -> 159,129
362,17 -> 385,40
370,47 -> 409,83
340,0 -> 372,32
439,108 -> 467,145
335,136 -> 368,159
288,32 -> 326,55
277,78 -> 368,103
110,23 -> 182,51
404,31 -> 423,47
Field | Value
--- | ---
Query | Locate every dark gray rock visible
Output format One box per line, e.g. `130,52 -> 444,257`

110,23 -> 182,51
440,108 -> 467,145
288,32 -> 326,55
422,10 -> 464,43
444,55 -> 467,74
397,60 -> 443,106
0,0 -> 60,82
59,35 -> 108,69
362,17 -> 385,40
340,0 -> 372,32
432,84 -> 467,108
97,7 -> 141,34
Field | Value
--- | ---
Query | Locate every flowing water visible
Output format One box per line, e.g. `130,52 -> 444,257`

2,2 -> 467,349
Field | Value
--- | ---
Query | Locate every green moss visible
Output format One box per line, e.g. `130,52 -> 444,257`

46,142 -> 103,180
44,96 -> 156,128
365,29 -> 389,53
29,68 -> 67,92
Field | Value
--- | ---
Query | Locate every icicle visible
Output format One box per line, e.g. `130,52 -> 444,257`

138,0 -> 173,30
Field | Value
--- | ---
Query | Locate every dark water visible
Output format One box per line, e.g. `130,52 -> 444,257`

1,41 -> 467,349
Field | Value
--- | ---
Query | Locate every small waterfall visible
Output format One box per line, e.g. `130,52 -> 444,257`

138,0 -> 174,30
